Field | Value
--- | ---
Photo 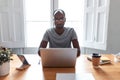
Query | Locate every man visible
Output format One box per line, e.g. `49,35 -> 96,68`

38,9 -> 80,57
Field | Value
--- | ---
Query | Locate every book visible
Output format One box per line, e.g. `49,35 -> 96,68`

56,73 -> 95,80
87,55 -> 111,65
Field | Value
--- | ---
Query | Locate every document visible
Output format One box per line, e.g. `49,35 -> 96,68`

56,73 -> 95,80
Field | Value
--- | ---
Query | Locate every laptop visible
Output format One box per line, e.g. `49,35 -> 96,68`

40,48 -> 77,68
16,54 -> 31,70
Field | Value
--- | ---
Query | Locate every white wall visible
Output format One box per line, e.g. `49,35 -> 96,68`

107,0 -> 120,53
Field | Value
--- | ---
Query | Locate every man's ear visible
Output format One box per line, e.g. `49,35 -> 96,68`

64,18 -> 66,22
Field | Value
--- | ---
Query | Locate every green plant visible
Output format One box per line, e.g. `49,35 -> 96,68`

0,47 -> 11,65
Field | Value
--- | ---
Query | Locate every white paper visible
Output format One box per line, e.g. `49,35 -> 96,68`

56,73 -> 95,80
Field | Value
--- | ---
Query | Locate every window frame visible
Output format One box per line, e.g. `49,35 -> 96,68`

83,0 -> 109,50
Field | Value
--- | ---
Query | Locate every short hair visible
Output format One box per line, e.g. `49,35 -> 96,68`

53,9 -> 65,17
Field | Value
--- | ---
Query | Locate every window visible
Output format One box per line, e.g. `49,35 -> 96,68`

83,0 -> 109,50
0,0 -> 109,50
25,0 -> 84,47
25,0 -> 51,47
0,0 -> 25,48
58,0 -> 84,47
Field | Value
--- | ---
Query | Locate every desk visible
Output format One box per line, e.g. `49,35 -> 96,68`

0,54 -> 120,80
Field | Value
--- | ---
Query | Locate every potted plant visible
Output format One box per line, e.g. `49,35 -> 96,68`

0,47 -> 12,76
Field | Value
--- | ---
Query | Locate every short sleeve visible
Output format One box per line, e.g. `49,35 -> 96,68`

42,30 -> 49,41
71,28 -> 78,40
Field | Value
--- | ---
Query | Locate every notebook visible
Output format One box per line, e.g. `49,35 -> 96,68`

87,55 -> 111,65
56,73 -> 95,80
40,48 -> 77,68
16,54 -> 31,70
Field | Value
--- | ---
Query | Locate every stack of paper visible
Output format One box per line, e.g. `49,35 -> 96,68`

100,57 -> 111,64
56,73 -> 95,80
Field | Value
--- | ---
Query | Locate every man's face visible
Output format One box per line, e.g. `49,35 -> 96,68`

54,12 -> 66,28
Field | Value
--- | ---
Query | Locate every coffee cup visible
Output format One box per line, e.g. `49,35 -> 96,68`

92,53 -> 101,68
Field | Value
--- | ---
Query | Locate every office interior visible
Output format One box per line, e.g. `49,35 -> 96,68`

0,0 -> 120,55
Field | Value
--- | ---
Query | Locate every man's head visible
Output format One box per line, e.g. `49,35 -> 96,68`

53,9 -> 66,28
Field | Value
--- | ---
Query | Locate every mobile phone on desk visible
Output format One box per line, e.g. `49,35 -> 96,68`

16,64 -> 31,70
16,54 -> 31,70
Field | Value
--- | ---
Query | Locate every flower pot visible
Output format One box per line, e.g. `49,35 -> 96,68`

0,61 -> 10,76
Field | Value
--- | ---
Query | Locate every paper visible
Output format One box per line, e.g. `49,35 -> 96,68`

56,73 -> 95,80
101,57 -> 111,61
87,56 -> 111,65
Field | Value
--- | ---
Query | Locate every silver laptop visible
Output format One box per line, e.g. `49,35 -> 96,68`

40,48 -> 77,68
